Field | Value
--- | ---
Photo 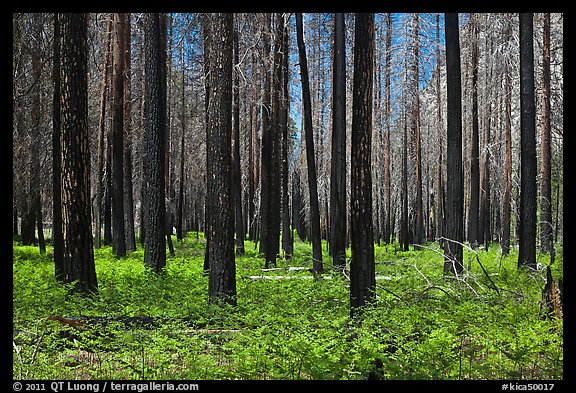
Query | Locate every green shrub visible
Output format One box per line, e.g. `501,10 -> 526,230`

13,237 -> 562,379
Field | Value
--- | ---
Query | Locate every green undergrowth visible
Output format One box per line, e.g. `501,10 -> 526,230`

12,235 -> 563,380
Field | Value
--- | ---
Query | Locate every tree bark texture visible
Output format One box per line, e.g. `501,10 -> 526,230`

259,13 -> 272,258
383,13 -> 392,245
177,41 -> 186,242
434,13 -> 444,245
501,18 -> 513,255
518,13 -> 537,269
232,15 -> 245,255
467,14 -> 480,248
280,14 -> 293,259
443,13 -> 464,275
30,13 -> 46,254
350,13 -> 376,316
539,13 -> 553,254
122,13 -> 136,252
296,13 -> 323,273
59,13 -> 98,293
111,13 -> 126,257
412,13 -> 424,247
52,12 -> 64,280
330,12 -> 346,268
94,15 -> 112,249
205,13 -> 237,306
143,13 -> 166,273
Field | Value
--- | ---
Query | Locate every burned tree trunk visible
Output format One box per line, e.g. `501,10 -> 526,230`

143,13 -> 166,273
350,13 -> 376,316
204,13 -> 236,306
330,12 -> 347,269
59,13 -> 98,293
296,13 -> 323,273
518,13 -> 537,269
443,13 -> 464,275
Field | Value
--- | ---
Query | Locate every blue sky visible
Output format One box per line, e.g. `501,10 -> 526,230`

287,13 -> 448,145
168,12 -> 456,153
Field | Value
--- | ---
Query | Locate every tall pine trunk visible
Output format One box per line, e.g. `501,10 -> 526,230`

259,13 -> 272,258
280,14 -> 293,259
111,13 -> 126,258
122,13 -> 136,252
177,41 -> 186,241
467,14 -> 480,248
539,13 -> 553,254
52,13 -> 64,280
350,13 -> 375,316
205,13 -> 236,306
95,15 -> 112,249
434,13 -> 444,246
412,13 -> 424,247
383,13 -> 392,245
30,13 -> 45,254
160,15 -> 175,258
59,13 -> 98,293
143,13 -> 166,273
443,13 -> 464,275
296,13 -> 323,273
330,12 -> 346,268
501,17 -> 513,255
518,13 -> 537,269
400,110 -> 409,251
232,16 -> 245,255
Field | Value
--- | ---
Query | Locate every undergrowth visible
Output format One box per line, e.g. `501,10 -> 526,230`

12,235 -> 563,380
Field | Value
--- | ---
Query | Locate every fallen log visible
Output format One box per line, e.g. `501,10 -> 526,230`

171,328 -> 245,336
288,267 -> 314,272
261,268 -> 284,272
46,315 -> 194,330
245,275 -> 333,280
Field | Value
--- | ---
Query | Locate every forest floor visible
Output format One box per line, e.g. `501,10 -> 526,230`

12,234 -> 563,380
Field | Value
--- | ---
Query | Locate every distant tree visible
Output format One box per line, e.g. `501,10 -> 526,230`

411,13 -> 424,247
382,13 -> 392,245
539,13 -> 553,254
111,13 -> 126,258
94,15 -> 112,249
59,13 -> 98,293
434,13 -> 445,246
232,15 -> 245,255
261,12 -> 282,267
479,24 -> 493,250
518,13 -> 537,269
259,13 -> 273,260
292,169 -> 307,242
443,13 -> 464,275
296,13 -> 323,273
467,14 -> 480,248
501,16 -> 513,255
400,104 -> 409,251
202,14 -> 211,272
247,38 -> 257,242
160,14 -> 175,258
330,12 -> 346,269
52,13 -> 64,280
176,35 -> 186,242
280,14 -> 293,259
399,17 -> 410,252
122,13 -> 136,252
28,13 -> 46,254
350,12 -> 376,316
